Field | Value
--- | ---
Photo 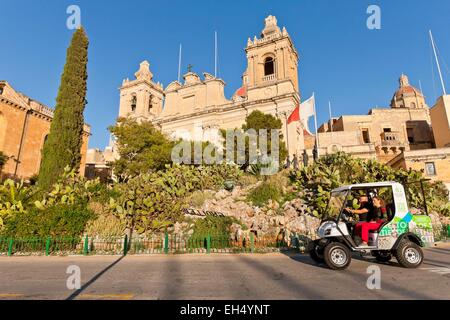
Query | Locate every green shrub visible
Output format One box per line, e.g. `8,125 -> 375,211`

34,166 -> 101,209
84,212 -> 125,238
109,164 -> 242,234
186,190 -> 214,208
247,182 -> 282,207
0,179 -> 35,228
191,216 -> 241,238
238,174 -> 259,187
1,203 -> 94,238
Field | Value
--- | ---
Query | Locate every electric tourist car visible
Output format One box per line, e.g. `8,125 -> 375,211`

308,181 -> 434,270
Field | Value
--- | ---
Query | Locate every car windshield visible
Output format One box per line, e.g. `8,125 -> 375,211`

324,190 -> 348,221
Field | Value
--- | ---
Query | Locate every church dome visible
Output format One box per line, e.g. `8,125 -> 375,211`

390,74 -> 425,109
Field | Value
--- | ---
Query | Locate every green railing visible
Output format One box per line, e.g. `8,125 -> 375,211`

1,226 -> 447,257
0,233 -> 295,256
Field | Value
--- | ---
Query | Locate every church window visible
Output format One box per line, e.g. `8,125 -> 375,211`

410,102 -> 416,108
383,128 -> 392,133
0,86 -> 4,95
148,95 -> 153,113
264,57 -> 275,76
362,129 -> 370,143
131,94 -> 137,112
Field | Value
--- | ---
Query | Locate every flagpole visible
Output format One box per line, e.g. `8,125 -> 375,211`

284,112 -> 290,160
313,92 -> 319,158
328,101 -> 333,133
429,30 -> 447,95
178,43 -> 182,82
214,31 -> 218,78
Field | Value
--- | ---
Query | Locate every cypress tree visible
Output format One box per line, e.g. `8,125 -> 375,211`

38,27 -> 89,189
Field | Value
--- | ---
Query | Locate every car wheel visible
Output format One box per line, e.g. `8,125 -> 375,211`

395,241 -> 423,268
324,242 -> 352,270
374,251 -> 392,263
308,241 -> 325,263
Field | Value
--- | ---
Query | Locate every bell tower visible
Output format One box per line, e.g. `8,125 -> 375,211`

119,60 -> 164,121
244,15 -> 300,94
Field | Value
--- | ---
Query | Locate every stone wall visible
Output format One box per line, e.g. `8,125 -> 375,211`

430,95 -> 450,148
0,81 -> 90,180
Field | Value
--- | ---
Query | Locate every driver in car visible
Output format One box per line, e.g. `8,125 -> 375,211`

345,195 -> 386,246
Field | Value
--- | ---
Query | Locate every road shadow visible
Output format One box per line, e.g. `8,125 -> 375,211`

426,248 -> 450,256
159,255 -> 182,299
66,255 -> 125,300
283,251 -> 436,299
236,252 -> 325,299
281,250 -> 329,269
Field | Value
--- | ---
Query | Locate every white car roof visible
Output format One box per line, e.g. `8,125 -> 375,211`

332,181 -> 400,193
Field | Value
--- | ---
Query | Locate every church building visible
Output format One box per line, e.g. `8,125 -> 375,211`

117,15 -> 304,158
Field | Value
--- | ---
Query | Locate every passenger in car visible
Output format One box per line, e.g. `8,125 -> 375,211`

346,196 -> 386,246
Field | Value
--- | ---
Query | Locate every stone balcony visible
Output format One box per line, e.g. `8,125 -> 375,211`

380,131 -> 403,146
262,74 -> 276,82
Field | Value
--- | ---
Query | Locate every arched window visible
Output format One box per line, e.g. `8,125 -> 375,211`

131,94 -> 137,112
410,102 -> 416,108
264,57 -> 275,76
148,94 -> 153,113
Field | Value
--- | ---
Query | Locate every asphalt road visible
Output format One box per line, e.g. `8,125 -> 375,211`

0,243 -> 449,300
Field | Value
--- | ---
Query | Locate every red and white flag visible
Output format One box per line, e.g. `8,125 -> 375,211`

287,94 -> 315,135
299,94 -> 315,135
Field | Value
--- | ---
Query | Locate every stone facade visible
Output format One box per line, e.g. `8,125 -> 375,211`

317,74 -> 434,163
0,81 -> 90,180
388,148 -> 450,197
430,95 -> 450,148
117,15 -> 304,158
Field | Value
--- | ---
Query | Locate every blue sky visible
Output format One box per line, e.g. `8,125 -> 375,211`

1,0 -> 450,149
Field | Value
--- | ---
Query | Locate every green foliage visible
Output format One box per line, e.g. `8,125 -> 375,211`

238,174 -> 259,187
34,167 -> 101,210
0,151 -> 7,169
84,211 -> 125,238
191,216 -> 240,238
108,117 -> 175,180
1,203 -> 93,238
439,202 -> 450,217
0,179 -> 34,227
0,167 -> 100,234
109,164 -> 242,234
39,28 -> 89,189
290,152 -> 449,218
186,190 -> 214,208
221,110 -> 288,172
247,182 -> 282,207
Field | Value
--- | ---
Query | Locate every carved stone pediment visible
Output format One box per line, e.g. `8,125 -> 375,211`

135,60 -> 153,81
261,15 -> 281,38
